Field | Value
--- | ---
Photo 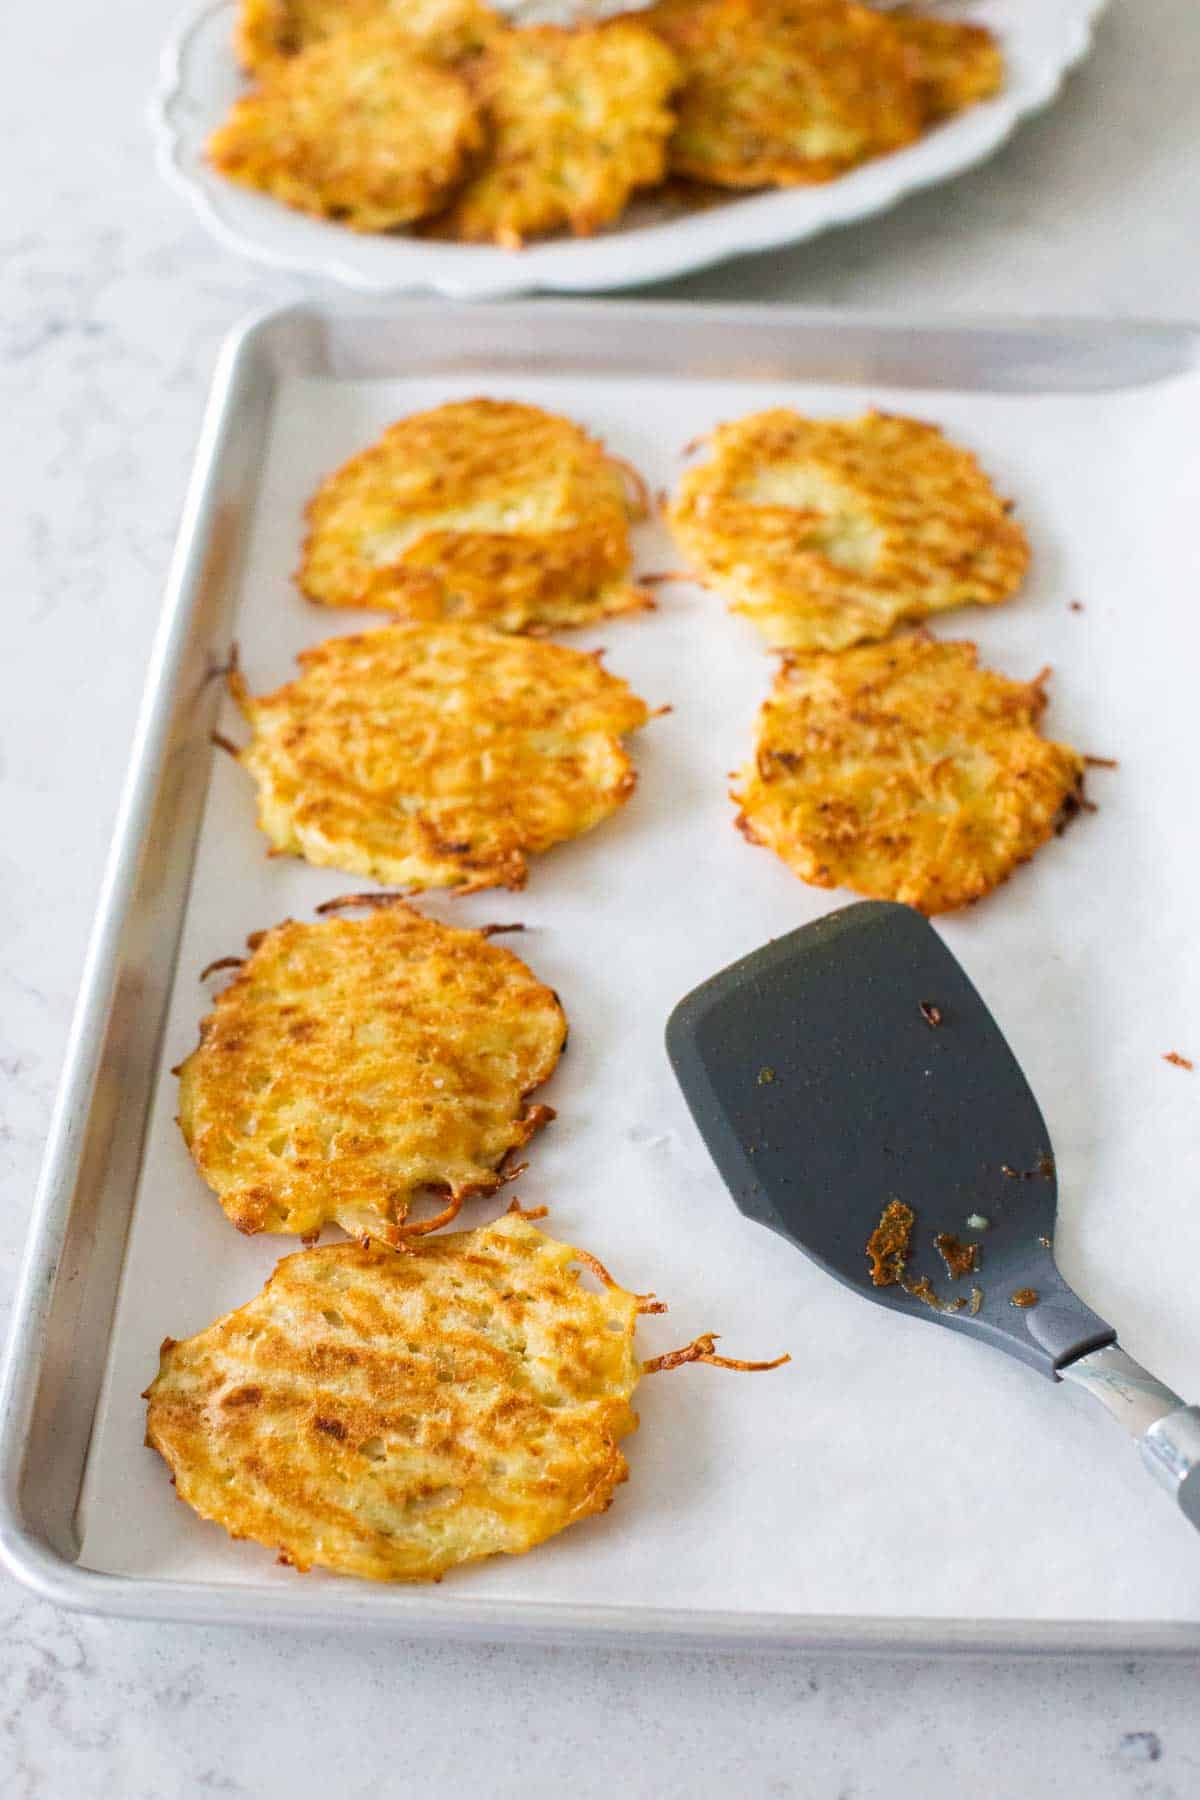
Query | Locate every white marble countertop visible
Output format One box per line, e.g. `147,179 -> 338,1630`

3,0 -> 1199,1792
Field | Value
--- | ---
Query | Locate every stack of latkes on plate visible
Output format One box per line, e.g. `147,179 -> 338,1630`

208,0 -> 1004,244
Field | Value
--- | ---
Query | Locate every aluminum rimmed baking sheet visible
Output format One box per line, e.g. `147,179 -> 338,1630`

3,301 -> 1200,1647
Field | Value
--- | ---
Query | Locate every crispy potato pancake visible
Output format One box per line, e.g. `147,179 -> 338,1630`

669,409 -> 1029,651
236,0 -> 498,76
432,20 -> 680,245
144,1212 -> 643,1581
299,398 -> 650,631
207,23 -> 484,232
644,0 -> 922,188
177,906 -> 566,1241
232,623 -> 652,892
891,14 -> 1004,120
733,637 -> 1085,914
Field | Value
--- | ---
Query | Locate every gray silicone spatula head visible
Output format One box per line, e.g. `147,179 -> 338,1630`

667,901 -> 1115,1379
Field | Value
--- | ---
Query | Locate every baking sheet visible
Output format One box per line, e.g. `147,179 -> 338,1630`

76,353 -> 1200,1625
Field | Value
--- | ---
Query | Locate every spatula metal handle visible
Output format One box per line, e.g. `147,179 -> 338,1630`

1060,1345 -> 1200,1532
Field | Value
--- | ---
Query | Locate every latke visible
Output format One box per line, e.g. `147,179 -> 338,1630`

645,0 -> 923,189
732,636 -> 1085,914
144,1212 -> 643,1581
207,23 -> 484,233
230,623 -> 652,892
236,0 -> 498,76
144,1209 -> 787,1582
176,905 -> 566,1242
669,409 -> 1029,651
298,397 -> 650,631
432,20 -> 680,245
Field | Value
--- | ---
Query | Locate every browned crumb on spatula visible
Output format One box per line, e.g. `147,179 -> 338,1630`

934,1233 -> 979,1280
1164,1051 -> 1194,1071
902,1273 -> 965,1314
866,1198 -> 913,1287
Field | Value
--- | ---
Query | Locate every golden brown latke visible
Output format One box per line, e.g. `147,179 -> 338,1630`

431,20 -> 680,246
235,0 -> 498,76
644,0 -> 923,189
144,1209 -> 788,1583
299,398 -> 650,631
891,14 -> 1004,121
207,22 -> 484,232
144,1212 -> 643,1582
176,906 -> 566,1242
669,409 -> 1029,651
732,637 -> 1085,914
230,623 -> 652,892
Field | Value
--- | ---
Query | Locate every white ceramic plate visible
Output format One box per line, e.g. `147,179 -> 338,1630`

151,0 -> 1110,299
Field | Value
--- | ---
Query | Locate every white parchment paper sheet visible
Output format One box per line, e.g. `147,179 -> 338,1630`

78,363 -> 1200,1623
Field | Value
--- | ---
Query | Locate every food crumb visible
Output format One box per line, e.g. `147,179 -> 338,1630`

1038,1234 -> 1052,1249
966,1213 -> 990,1231
866,1199 -> 913,1287
1010,1287 -> 1039,1309
1002,1156 -> 1054,1181
968,1286 -> 983,1317
1069,599 -> 1085,612
919,1000 -> 943,1027
902,1274 -> 965,1314
1164,1051 -> 1194,1071
935,1233 -> 979,1279
757,1065 -> 776,1085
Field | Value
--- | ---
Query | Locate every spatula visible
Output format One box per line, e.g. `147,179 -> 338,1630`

666,900 -> 1200,1533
